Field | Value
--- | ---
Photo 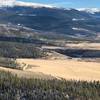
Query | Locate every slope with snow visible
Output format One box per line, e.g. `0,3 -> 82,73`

0,0 -> 16,7
0,1 -> 100,40
15,1 -> 54,8
0,0 -> 54,8
77,8 -> 100,14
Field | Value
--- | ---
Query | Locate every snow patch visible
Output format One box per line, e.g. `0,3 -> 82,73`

72,27 -> 90,32
18,14 -> 37,17
72,18 -> 85,21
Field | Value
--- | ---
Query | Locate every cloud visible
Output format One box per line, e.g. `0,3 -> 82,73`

0,0 -> 16,6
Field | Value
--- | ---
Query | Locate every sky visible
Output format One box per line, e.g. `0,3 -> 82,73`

19,0 -> 100,8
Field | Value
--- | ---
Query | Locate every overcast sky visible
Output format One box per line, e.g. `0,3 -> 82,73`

19,0 -> 100,8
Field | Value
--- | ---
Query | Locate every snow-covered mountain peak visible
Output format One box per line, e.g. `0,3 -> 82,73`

0,0 -> 16,7
77,8 -> 100,14
0,0 -> 54,8
15,1 -> 54,8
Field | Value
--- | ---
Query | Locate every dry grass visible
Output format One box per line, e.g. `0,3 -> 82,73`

42,43 -> 100,50
65,43 -> 100,50
0,58 -> 100,81
0,65 -> 54,79
17,59 -> 100,81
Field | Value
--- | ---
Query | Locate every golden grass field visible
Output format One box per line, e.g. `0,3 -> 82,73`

0,58 -> 100,81
15,59 -> 100,81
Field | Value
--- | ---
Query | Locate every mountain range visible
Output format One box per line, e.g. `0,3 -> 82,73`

0,1 -> 100,41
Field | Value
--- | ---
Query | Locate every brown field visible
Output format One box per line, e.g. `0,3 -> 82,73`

0,58 -> 100,81
65,43 -> 100,50
42,43 -> 100,50
16,59 -> 100,81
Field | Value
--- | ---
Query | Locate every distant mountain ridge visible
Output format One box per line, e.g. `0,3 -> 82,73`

0,1 -> 100,40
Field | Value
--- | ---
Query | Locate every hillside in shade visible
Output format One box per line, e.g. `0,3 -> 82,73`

0,1 -> 100,40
